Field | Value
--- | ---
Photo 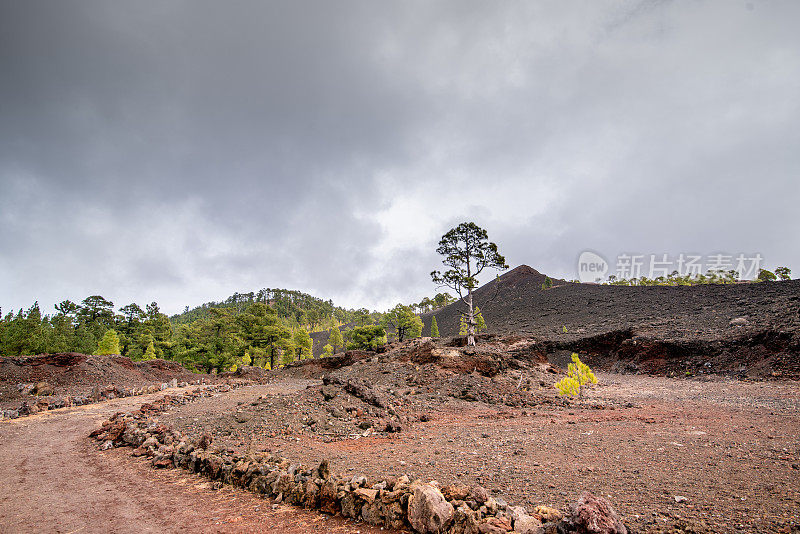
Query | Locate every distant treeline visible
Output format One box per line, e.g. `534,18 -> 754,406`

605,267 -> 791,286
0,289 -> 456,374
170,288 -> 352,331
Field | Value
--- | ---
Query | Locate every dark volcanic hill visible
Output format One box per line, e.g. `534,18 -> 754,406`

422,264 -> 569,337
423,265 -> 800,378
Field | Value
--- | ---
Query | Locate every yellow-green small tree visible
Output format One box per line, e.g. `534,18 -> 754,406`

278,337 -> 296,366
230,351 -> 252,372
142,339 -> 156,360
96,329 -> 121,356
430,316 -> 440,337
329,326 -> 344,353
555,353 -> 597,399
293,329 -> 313,360
321,343 -> 333,357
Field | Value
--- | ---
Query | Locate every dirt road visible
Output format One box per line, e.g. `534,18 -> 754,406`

0,388 -> 388,533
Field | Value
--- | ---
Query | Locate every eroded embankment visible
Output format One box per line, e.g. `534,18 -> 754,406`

542,328 -> 800,379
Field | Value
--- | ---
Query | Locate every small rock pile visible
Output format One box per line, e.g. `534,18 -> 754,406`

1,378 -> 211,420
313,340 -> 561,410
90,392 -> 627,534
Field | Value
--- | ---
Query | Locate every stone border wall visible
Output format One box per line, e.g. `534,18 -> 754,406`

89,391 -> 628,534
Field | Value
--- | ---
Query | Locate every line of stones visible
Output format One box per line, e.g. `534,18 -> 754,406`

89,391 -> 627,534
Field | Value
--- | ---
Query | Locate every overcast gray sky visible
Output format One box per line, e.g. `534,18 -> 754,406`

1,1 -> 798,315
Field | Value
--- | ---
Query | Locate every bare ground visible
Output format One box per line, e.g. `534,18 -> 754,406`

160,374 -> 800,533
0,387 -> 388,533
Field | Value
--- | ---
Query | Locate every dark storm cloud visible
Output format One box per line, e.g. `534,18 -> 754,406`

1,1 -> 799,314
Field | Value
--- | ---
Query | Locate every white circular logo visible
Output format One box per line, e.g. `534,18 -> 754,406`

577,251 -> 609,283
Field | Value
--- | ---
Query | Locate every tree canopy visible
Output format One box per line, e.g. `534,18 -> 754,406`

381,304 -> 422,342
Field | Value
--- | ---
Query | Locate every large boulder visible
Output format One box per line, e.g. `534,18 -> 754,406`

509,506 -> 542,533
409,484 -> 455,533
568,492 -> 627,534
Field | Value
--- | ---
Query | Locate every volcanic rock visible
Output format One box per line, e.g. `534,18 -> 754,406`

409,483 -> 455,533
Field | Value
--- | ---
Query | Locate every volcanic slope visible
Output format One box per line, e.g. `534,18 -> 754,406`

423,265 -> 800,378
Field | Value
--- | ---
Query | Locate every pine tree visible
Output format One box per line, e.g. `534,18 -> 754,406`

321,344 -> 333,357
431,222 -> 507,346
142,339 -> 156,360
96,329 -> 121,356
475,307 -> 486,332
554,353 -> 598,400
380,304 -> 423,342
279,337 -> 296,366
293,329 -> 313,360
430,316 -> 440,337
329,326 -> 344,353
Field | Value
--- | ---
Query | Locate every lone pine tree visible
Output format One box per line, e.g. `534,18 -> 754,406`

431,222 -> 507,346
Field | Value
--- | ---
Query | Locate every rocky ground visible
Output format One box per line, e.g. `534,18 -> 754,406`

152,339 -> 800,533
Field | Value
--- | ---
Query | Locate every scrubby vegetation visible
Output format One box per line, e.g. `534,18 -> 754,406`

346,324 -> 387,350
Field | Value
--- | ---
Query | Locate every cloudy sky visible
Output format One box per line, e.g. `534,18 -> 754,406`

1,1 -> 798,315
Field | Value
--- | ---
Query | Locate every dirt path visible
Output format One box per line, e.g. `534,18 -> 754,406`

0,387 -> 388,533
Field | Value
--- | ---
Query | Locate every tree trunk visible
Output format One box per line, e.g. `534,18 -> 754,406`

466,290 -> 475,346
